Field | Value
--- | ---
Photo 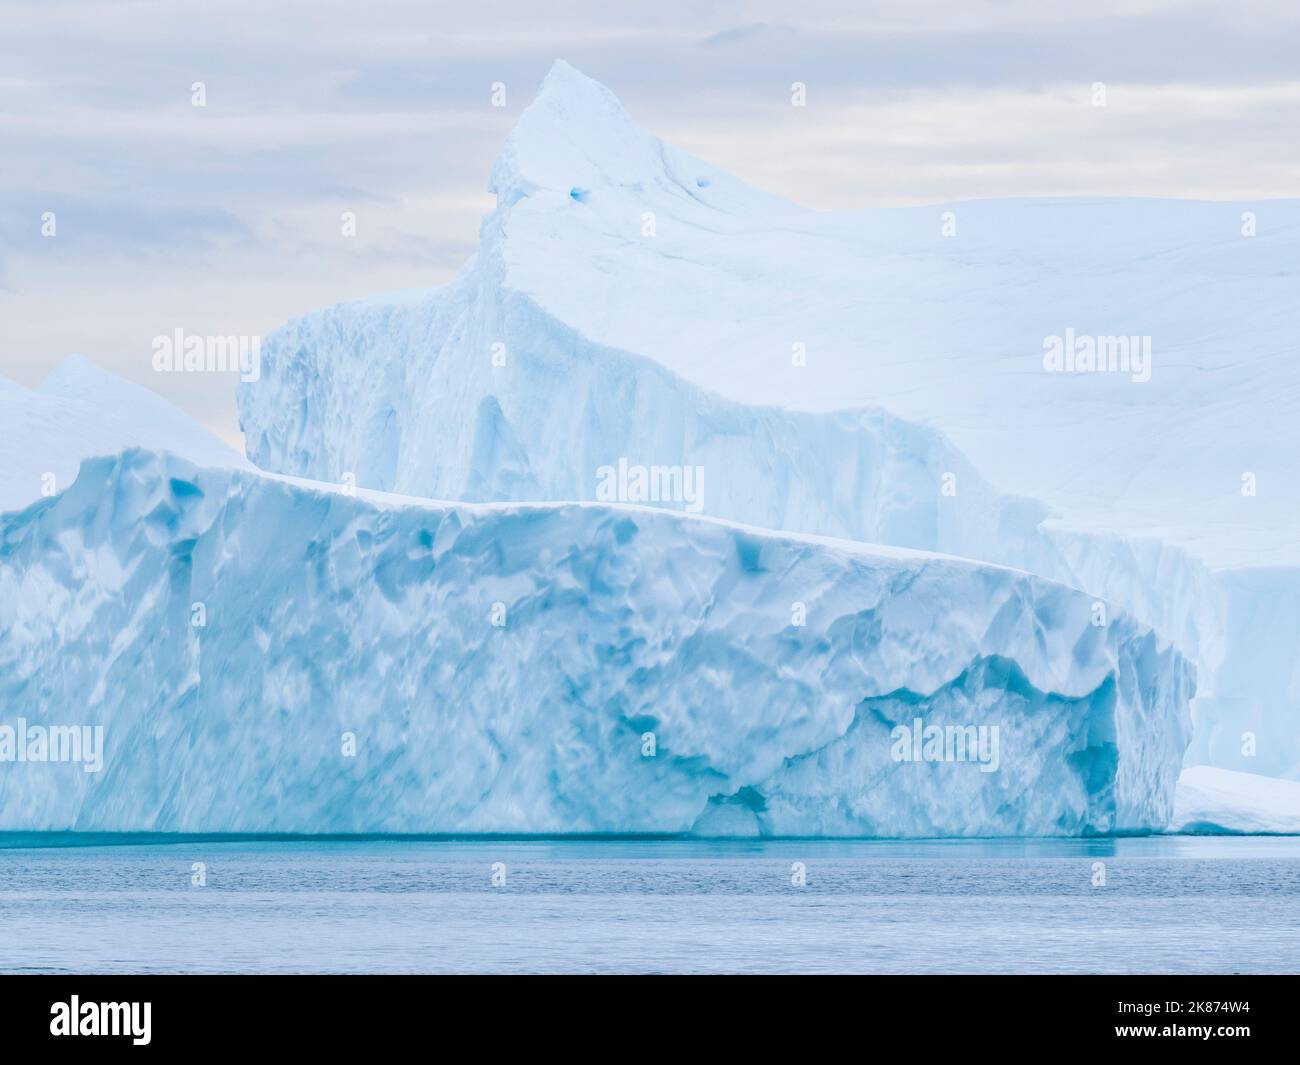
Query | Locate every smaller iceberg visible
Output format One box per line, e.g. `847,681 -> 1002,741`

1170,767 -> 1300,835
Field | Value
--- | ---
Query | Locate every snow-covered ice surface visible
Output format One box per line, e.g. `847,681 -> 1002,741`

238,61 -> 1300,779
1170,767 -> 1300,835
0,449 -> 1193,836
1,355 -> 249,515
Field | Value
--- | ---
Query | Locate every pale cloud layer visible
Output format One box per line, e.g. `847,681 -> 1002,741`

2,0 -> 1297,449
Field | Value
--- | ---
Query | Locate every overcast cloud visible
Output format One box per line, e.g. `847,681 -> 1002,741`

2,0 -> 1297,447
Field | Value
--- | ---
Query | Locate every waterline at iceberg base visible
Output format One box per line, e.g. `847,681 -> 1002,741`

0,449 -> 1193,837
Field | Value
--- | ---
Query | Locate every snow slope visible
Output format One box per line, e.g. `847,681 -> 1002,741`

237,61 -> 1299,777
1,355 -> 249,514
1170,767 -> 1300,835
0,448 -> 1193,836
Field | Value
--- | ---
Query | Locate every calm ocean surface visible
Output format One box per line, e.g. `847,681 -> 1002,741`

1,836 -> 1297,974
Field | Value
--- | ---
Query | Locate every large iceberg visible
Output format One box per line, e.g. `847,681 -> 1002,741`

1,62 -> 1287,837
238,61 -> 1300,779
0,448 -> 1192,835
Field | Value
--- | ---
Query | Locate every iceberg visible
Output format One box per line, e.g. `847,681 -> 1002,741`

1,63 -> 1287,837
237,61 -> 1300,778
0,448 -> 1192,836
1170,767 -> 1300,835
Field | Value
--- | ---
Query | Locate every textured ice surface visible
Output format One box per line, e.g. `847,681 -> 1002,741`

1,355 -> 248,514
1170,768 -> 1300,835
0,449 -> 1192,835
237,62 -> 1299,777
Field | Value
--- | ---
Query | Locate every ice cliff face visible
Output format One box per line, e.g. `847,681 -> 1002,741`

1186,568 -> 1300,779
0,449 -> 1192,836
238,61 -> 1299,777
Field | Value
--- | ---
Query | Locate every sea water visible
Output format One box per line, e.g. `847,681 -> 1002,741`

0,836 -> 1296,974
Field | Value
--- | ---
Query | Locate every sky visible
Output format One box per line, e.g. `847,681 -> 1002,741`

2,0 -> 1298,450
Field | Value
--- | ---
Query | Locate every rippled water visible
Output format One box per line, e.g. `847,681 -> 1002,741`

1,836 -> 1297,973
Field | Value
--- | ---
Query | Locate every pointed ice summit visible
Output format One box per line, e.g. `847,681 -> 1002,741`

488,59 -> 659,205
488,59 -> 784,214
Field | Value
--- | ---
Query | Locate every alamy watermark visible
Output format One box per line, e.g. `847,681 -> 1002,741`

152,328 -> 261,382
595,458 -> 705,513
50,996 -> 150,1045
0,718 -> 104,773
890,718 -> 1000,773
1042,329 -> 1151,383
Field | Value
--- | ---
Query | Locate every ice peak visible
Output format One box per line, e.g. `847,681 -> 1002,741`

39,353 -> 114,396
534,59 -> 619,110
488,60 -> 664,205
